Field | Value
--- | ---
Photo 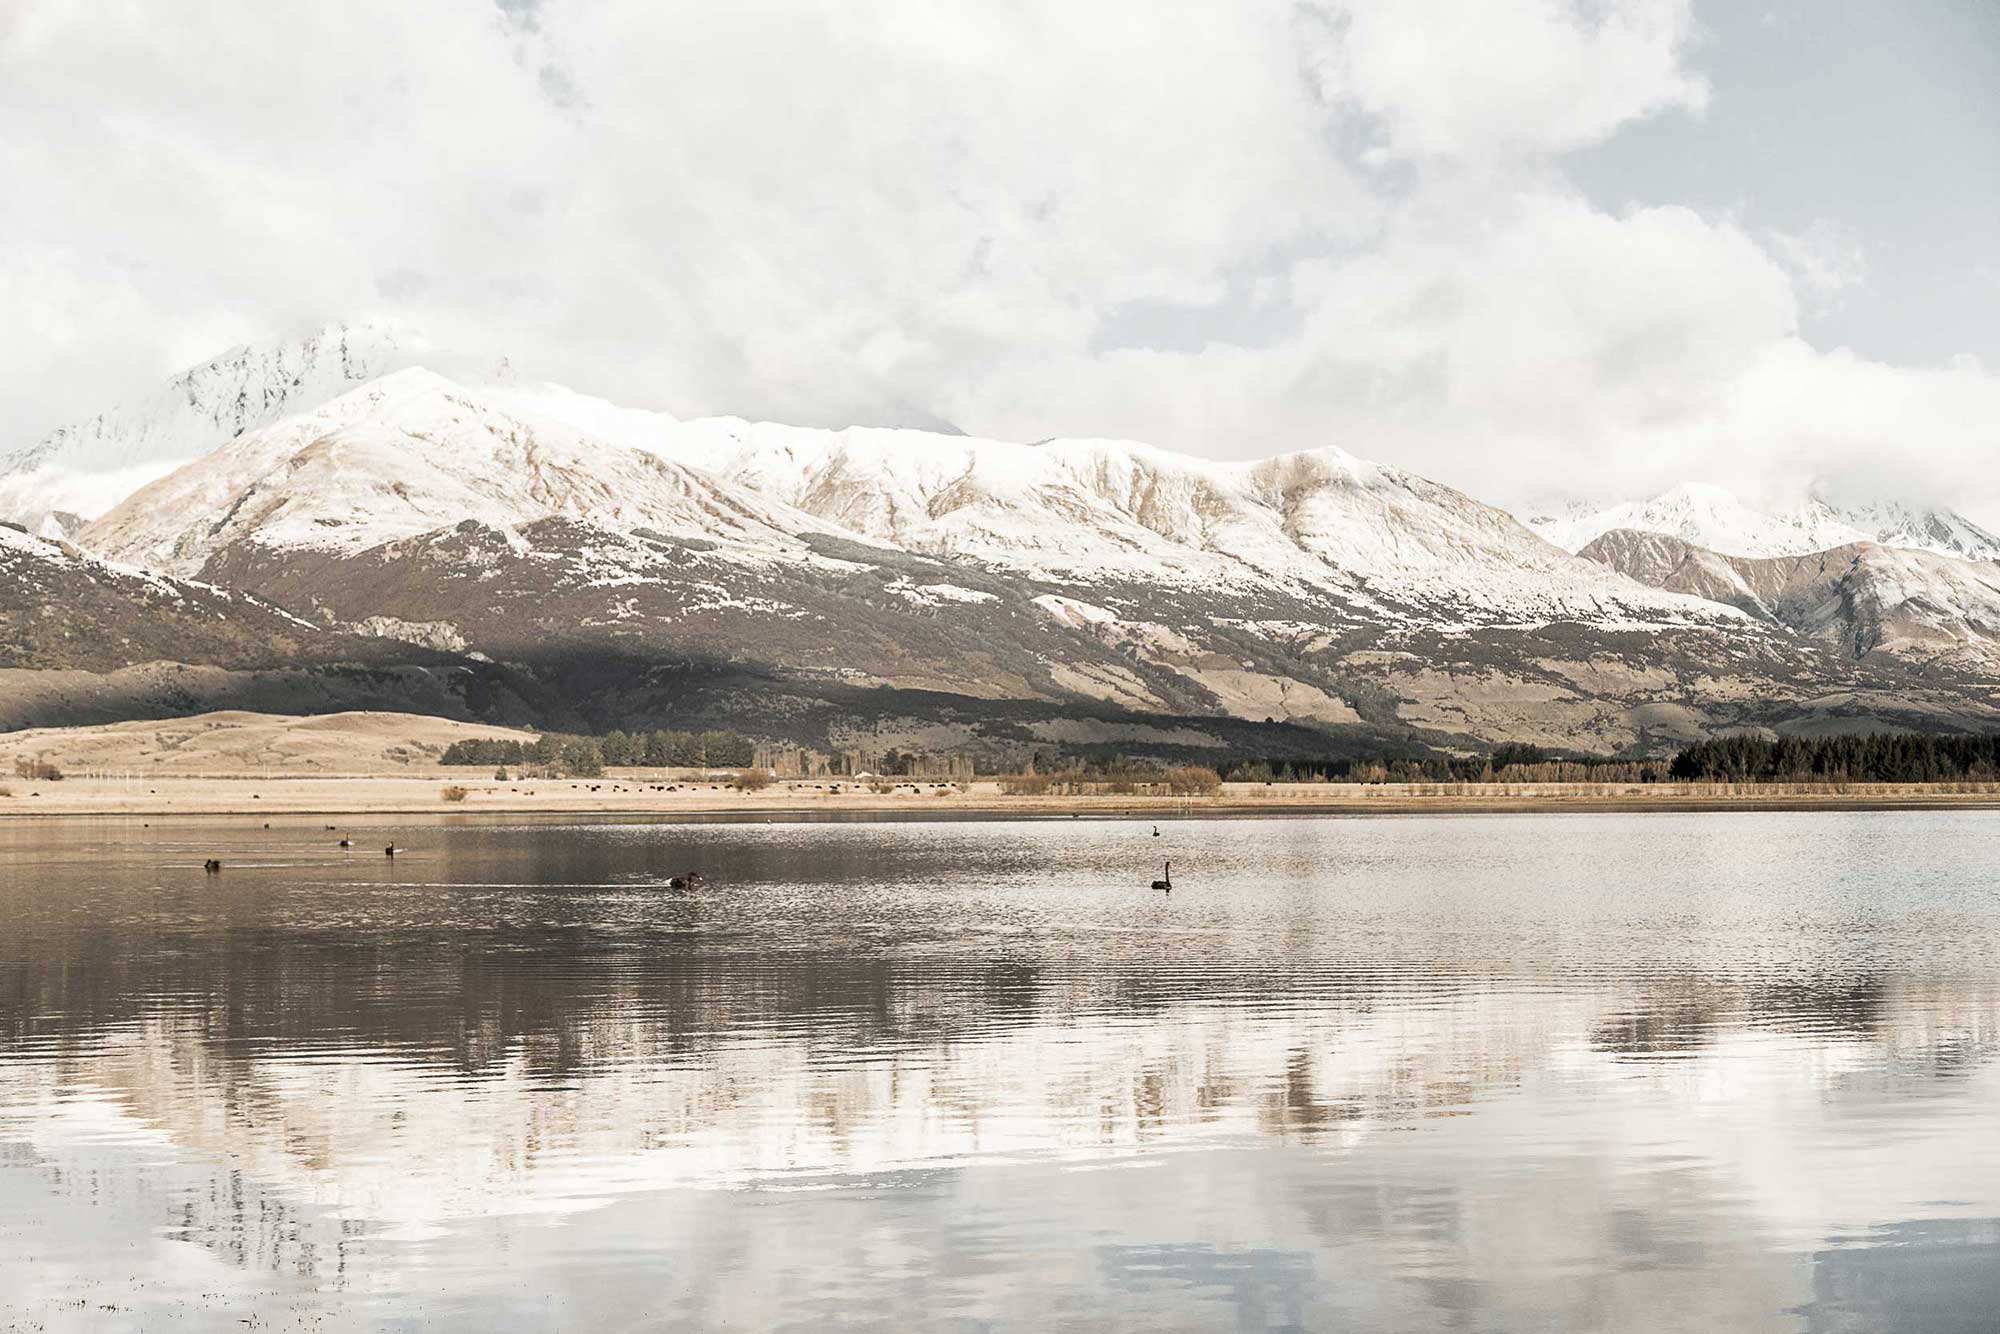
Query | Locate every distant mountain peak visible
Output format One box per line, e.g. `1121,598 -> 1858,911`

1528,484 -> 1999,563
0,320 -> 432,521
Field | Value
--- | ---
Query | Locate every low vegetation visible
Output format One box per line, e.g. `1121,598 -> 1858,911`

1165,765 -> 1223,796
440,784 -> 469,803
1000,764 -> 1223,797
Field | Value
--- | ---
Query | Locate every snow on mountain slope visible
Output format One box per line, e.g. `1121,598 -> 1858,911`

73,364 -> 1734,634
1813,498 -> 2000,563
0,322 -> 427,522
1573,528 -> 1772,619
1533,484 -> 1872,558
663,417 -> 1734,629
81,370 -> 853,578
1533,485 -> 2000,563
1764,543 -> 2000,659
1581,527 -> 2000,663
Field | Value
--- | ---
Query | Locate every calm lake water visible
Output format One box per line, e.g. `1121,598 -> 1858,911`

3,811 -> 2000,1331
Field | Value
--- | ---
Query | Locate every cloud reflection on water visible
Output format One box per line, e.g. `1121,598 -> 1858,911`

3,812 -> 2000,1329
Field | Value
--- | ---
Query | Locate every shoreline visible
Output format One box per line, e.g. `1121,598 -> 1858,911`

7,774 -> 2000,819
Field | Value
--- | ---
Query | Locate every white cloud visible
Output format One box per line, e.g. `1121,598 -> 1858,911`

1309,0 -> 1709,160
3,0 -> 1996,526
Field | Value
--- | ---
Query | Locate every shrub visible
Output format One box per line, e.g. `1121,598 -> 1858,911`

13,756 -> 61,782
1165,765 -> 1222,797
441,785 -> 470,803
1000,773 -> 1054,796
731,769 -> 774,791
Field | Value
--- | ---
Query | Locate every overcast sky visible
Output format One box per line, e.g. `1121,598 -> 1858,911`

4,0 -> 1996,516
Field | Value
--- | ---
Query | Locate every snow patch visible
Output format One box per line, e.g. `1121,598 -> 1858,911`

1033,594 -> 1120,629
351,616 -> 470,652
886,579 -> 999,607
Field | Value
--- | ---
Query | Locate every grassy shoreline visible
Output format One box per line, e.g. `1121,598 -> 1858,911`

8,774 -> 2000,819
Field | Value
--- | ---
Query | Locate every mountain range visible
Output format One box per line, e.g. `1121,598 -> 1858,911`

1529,483 -> 2000,563
5,324 -> 1999,759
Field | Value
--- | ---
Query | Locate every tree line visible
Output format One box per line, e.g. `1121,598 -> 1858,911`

1667,733 -> 2000,783
1222,745 -> 1669,785
439,729 -> 757,775
1226,735 -> 2000,785
437,729 -> 2000,786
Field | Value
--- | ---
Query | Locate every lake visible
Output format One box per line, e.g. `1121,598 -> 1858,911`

3,811 -> 1999,1331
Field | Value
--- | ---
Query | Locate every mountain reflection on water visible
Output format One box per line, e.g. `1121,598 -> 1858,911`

3,811 -> 2000,1331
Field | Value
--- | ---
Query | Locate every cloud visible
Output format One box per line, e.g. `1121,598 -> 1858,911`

1765,221 -> 1868,310
1308,0 -> 1709,160
2,0 -> 1996,524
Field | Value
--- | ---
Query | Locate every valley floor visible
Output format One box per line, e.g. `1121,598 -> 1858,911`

8,774 -> 2000,818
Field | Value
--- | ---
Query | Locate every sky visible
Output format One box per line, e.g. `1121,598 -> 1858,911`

3,0 -> 1997,517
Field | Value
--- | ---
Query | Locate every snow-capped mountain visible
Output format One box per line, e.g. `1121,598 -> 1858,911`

0,321 -> 426,523
83,368 -> 850,576
1822,498 -> 2000,563
84,369 -> 1737,640
1530,484 -> 2000,563
665,415 -> 1729,628
1580,528 -> 2000,663
59,364 -> 1801,751
16,341 -> 2000,752
1528,484 -> 1872,558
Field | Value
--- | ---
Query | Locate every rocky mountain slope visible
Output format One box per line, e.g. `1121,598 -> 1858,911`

1579,528 -> 2000,663
0,521 -> 542,732
0,521 -> 323,672
668,417 -> 1722,630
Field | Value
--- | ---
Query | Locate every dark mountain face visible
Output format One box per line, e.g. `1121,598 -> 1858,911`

0,524 -> 549,731
124,511 -> 1994,759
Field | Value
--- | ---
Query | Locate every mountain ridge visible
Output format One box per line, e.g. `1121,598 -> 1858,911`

6,333 -> 2000,754
1531,484 -> 2000,563
1578,527 -> 2000,664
